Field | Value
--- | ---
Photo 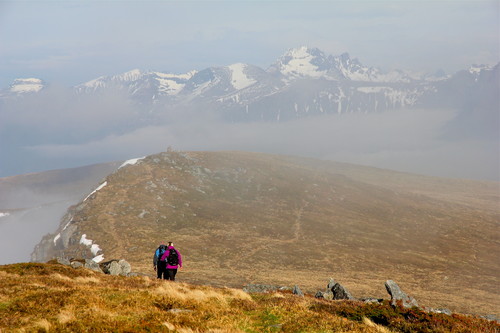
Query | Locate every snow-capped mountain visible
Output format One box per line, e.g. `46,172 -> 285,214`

268,46 -> 341,80
3,78 -> 46,96
268,47 -> 419,83
76,69 -> 198,99
1,46 -> 497,123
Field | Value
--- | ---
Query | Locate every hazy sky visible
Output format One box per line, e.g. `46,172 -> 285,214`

0,0 -> 498,181
0,0 -> 498,87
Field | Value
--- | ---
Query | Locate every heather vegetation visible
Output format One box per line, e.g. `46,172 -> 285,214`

0,262 -> 498,332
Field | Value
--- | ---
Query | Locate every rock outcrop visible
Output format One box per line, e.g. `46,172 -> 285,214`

385,279 -> 419,308
332,281 -> 354,300
315,278 -> 354,300
292,285 -> 304,297
85,259 -> 104,273
101,259 -> 131,276
51,257 -> 133,277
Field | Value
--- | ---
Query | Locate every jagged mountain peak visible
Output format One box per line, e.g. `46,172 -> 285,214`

113,69 -> 143,82
284,46 -> 326,58
268,46 -> 337,79
268,46 -> 411,83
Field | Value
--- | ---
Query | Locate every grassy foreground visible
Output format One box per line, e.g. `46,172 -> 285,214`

0,263 -> 498,333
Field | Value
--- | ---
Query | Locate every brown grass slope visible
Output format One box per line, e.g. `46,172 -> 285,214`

1,262 -> 498,332
36,151 -> 500,317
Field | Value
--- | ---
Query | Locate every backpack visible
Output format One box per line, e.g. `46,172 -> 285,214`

157,245 -> 166,262
166,248 -> 179,266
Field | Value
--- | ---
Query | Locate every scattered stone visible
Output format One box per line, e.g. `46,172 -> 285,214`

292,285 -> 304,297
84,259 -> 103,273
315,291 -> 324,298
118,259 -> 131,276
70,261 -> 83,269
481,314 -> 500,323
322,291 -> 334,301
100,259 -> 132,276
385,280 -> 418,308
56,257 -> 71,266
242,284 -> 291,293
327,278 -> 336,290
332,282 -> 354,300
362,298 -> 383,304
108,261 -> 122,275
433,308 -> 452,316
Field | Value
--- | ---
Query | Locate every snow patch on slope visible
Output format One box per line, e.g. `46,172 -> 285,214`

154,71 -> 197,95
80,234 -> 104,262
228,63 -> 256,90
119,157 -> 145,169
84,181 -> 107,201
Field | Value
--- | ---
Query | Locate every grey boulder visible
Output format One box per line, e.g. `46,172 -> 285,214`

385,280 -> 419,308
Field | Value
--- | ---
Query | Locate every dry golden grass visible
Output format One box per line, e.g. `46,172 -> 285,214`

0,262 -> 498,332
36,151 -> 500,318
362,317 -> 393,333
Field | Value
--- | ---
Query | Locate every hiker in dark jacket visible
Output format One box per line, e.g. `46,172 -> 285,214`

160,241 -> 182,281
153,243 -> 168,279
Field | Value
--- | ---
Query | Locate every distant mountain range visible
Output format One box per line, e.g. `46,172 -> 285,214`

2,46 -> 498,124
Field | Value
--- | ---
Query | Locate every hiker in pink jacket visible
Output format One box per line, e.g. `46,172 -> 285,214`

160,242 -> 182,281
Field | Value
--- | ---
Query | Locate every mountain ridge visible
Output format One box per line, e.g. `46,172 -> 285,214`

31,150 -> 500,317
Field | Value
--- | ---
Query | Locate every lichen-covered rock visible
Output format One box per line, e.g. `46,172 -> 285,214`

292,285 -> 304,297
56,257 -> 71,266
70,261 -> 83,269
385,280 -> 418,308
322,291 -> 334,300
107,261 -> 121,275
84,259 -> 103,273
100,259 -> 131,276
118,259 -> 131,276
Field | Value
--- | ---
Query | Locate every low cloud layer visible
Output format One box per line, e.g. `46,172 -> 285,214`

1,83 -> 498,180
10,103 -> 498,181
